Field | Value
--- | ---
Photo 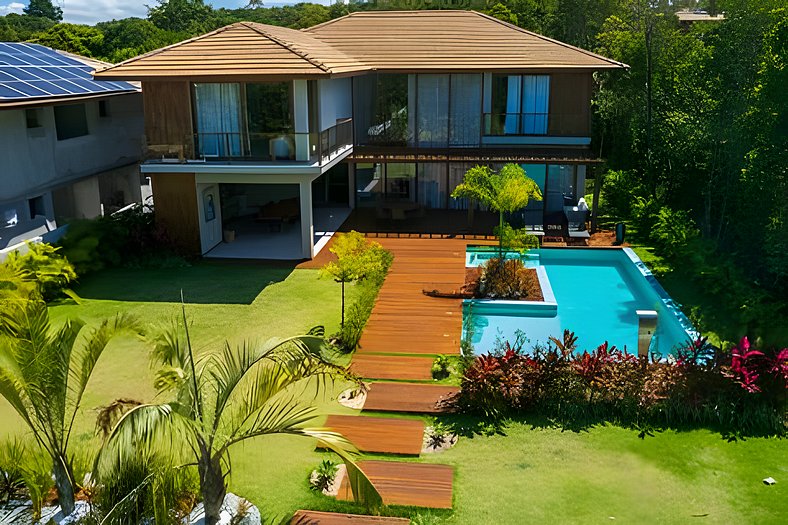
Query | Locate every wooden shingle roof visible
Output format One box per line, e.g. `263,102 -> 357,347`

94,10 -> 625,81
307,10 -> 626,72
93,22 -> 368,81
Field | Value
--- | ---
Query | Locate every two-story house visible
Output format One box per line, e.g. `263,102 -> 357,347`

0,43 -> 144,256
93,10 -> 625,260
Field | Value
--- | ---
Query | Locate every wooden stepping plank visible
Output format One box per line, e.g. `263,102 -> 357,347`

350,354 -> 433,381
337,461 -> 453,509
291,510 -> 409,524
363,382 -> 459,414
320,415 -> 424,456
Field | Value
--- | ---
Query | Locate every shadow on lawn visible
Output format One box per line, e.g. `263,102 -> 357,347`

73,259 -> 296,304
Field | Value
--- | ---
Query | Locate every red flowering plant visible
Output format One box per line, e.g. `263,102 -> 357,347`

726,337 -> 767,393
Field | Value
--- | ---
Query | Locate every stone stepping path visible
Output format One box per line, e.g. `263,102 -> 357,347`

291,510 -> 409,524
319,415 -> 425,456
363,382 -> 459,414
337,461 -> 454,509
350,354 -> 434,381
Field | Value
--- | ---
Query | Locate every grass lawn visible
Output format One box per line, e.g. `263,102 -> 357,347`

1,260 -> 786,523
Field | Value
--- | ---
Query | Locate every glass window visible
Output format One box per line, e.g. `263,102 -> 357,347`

25,108 -> 42,128
54,104 -> 88,140
245,82 -> 293,159
194,83 -> 243,157
417,163 -> 447,209
545,164 -> 577,214
355,163 -> 382,207
385,163 -> 416,201
416,74 -> 449,148
489,75 -> 550,135
450,74 -> 481,146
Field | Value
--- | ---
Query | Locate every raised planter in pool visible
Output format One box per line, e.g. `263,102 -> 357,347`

462,248 -> 696,356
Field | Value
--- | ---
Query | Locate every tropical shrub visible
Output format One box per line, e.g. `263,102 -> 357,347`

478,257 -> 540,300
650,207 -> 700,259
0,438 -> 26,503
58,205 -> 177,276
2,242 -> 76,301
600,169 -> 645,221
309,459 -> 338,493
457,332 -> 788,435
431,355 -> 451,380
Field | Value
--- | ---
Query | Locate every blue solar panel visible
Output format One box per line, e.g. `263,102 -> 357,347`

0,42 -> 137,101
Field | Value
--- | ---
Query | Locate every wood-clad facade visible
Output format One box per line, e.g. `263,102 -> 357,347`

149,172 -> 200,254
142,81 -> 194,154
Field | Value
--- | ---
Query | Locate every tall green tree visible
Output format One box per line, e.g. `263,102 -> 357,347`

0,301 -> 138,516
34,23 -> 104,57
100,315 -> 381,525
451,164 -> 542,256
23,0 -> 63,22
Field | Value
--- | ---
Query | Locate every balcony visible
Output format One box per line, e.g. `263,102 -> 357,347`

145,118 -> 352,167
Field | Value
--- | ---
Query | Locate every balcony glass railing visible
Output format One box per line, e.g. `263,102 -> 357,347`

191,118 -> 352,163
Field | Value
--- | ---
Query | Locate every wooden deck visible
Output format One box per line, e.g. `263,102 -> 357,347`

320,415 -> 425,456
363,383 -> 459,414
291,510 -> 409,524
350,354 -> 434,381
337,461 -> 454,509
356,238 -> 482,357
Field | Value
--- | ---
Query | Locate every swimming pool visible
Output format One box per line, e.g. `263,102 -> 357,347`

463,248 -> 695,356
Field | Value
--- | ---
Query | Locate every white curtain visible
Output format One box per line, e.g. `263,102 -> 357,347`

522,75 -> 550,135
417,74 -> 449,148
449,74 -> 481,146
194,83 -> 242,157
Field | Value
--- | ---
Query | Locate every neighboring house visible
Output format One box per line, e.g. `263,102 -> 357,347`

93,10 -> 626,260
676,10 -> 725,28
0,43 -> 144,255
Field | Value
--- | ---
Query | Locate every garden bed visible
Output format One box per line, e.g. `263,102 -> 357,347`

463,266 -> 544,301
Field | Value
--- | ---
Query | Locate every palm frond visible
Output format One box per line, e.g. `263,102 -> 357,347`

297,428 -> 382,512
66,313 -> 141,440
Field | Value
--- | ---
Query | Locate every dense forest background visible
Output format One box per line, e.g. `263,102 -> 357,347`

2,0 -> 786,345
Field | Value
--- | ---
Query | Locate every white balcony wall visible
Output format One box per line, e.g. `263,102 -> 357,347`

318,77 -> 352,132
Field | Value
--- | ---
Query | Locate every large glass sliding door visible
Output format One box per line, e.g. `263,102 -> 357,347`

194,83 -> 243,157
416,75 -> 449,148
450,74 -> 482,146
417,163 -> 447,208
385,163 -> 416,201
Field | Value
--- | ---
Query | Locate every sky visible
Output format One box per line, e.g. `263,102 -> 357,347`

0,1 -> 335,25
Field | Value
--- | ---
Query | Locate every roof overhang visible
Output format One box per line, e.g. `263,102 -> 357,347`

0,89 -> 140,111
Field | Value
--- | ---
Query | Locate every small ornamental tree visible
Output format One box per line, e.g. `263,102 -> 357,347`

321,231 -> 388,329
450,164 -> 542,257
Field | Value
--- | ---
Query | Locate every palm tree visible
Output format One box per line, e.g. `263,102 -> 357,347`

100,311 -> 381,525
0,299 -> 138,516
451,163 -> 543,257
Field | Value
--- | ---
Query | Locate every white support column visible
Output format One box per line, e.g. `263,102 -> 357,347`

293,80 -> 310,162
299,180 -> 314,259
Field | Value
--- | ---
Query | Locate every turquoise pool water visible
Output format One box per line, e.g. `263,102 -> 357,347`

463,248 -> 695,356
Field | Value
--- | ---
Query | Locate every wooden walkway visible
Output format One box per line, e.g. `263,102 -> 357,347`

320,415 -> 424,456
356,238 -> 476,357
363,383 -> 460,414
291,510 -> 409,524
350,355 -> 434,381
337,461 -> 454,509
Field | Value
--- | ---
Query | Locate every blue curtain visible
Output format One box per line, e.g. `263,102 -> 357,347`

504,76 -> 521,135
194,83 -> 242,157
417,75 -> 449,148
522,76 -> 550,135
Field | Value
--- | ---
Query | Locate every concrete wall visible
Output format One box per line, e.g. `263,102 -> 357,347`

0,93 -> 143,204
318,77 -> 352,132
